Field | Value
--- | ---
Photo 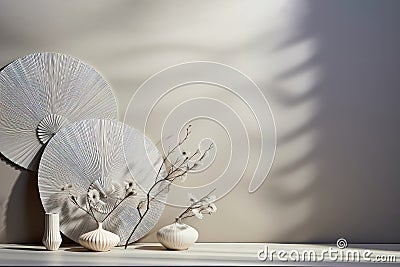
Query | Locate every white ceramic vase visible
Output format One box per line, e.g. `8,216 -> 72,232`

157,218 -> 199,250
42,213 -> 62,251
78,222 -> 120,252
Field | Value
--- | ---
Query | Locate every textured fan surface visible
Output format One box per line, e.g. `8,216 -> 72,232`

0,52 -> 117,170
38,119 -> 167,245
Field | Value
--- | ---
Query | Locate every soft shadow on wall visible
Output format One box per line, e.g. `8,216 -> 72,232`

0,153 -> 73,244
272,0 -> 400,243
0,153 -> 43,243
6,170 -> 43,243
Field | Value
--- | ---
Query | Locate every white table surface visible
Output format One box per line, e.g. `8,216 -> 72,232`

0,243 -> 399,266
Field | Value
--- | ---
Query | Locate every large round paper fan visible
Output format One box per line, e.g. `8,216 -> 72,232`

38,119 -> 168,245
0,52 -> 117,170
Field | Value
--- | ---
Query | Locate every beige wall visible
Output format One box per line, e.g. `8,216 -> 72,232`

1,0 -> 400,244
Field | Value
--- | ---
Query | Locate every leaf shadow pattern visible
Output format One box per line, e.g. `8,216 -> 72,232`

268,0 -> 400,243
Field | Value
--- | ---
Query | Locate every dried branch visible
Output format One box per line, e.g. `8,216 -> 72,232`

123,125 -> 214,249
177,188 -> 216,220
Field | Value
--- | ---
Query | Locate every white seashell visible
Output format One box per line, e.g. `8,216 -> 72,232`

78,222 -> 120,252
157,219 -> 199,250
42,213 -> 62,251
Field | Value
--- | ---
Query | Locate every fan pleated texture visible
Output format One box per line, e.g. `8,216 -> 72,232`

38,119 -> 167,245
0,52 -> 117,170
